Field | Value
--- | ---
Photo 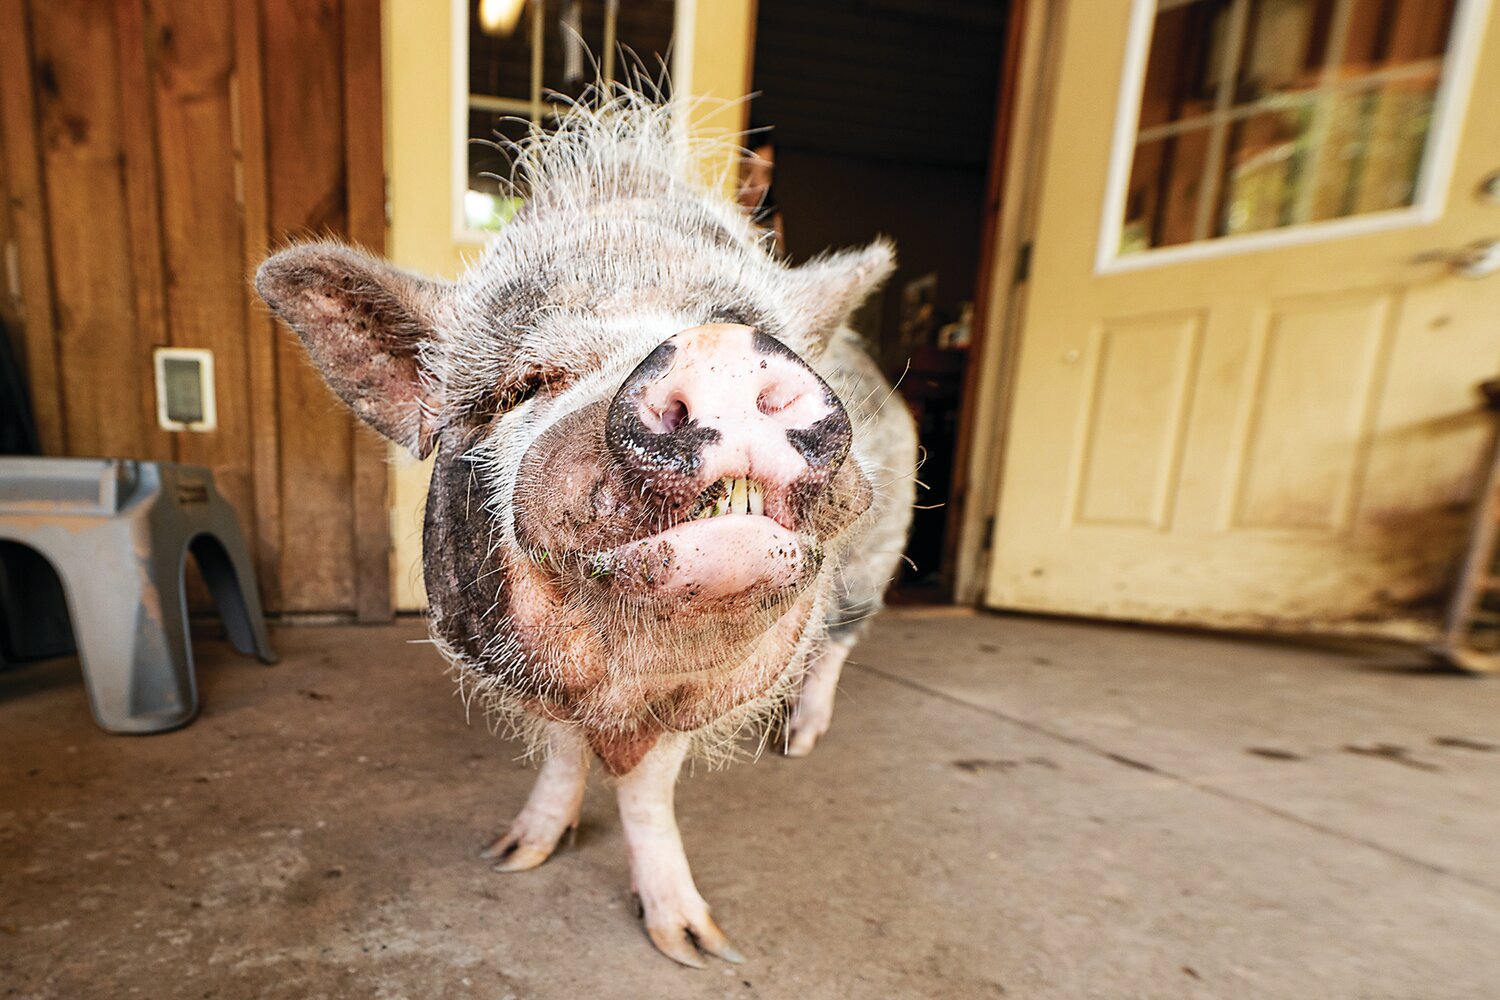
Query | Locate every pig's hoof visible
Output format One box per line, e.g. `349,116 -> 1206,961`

784,703 -> 833,758
636,894 -> 746,968
480,821 -> 575,873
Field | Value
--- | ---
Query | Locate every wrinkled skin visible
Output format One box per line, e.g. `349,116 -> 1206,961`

256,96 -> 917,966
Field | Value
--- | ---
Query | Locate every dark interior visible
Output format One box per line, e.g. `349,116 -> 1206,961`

750,0 -> 1010,595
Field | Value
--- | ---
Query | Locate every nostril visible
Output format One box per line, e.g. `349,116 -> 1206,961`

659,397 -> 688,433
757,388 -> 801,417
637,395 -> 690,434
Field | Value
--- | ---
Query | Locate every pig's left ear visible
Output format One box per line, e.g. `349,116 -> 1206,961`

256,242 -> 452,459
786,237 -> 896,349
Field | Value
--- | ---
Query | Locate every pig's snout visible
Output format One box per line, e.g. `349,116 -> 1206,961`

604,323 -> 853,507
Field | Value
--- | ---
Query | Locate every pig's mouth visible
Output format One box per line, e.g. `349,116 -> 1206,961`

511,400 -> 865,610
684,476 -> 764,519
584,475 -> 818,604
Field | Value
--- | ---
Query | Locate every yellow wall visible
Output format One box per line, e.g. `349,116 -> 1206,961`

382,0 -> 756,610
676,0 -> 759,193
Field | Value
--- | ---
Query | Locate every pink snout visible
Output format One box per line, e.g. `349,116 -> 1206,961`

604,324 -> 852,501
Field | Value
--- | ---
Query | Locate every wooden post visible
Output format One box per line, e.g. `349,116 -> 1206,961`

344,0 -> 394,623
234,0 -> 285,612
0,0 -> 65,454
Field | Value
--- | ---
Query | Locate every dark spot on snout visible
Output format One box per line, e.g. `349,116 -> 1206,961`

629,339 -> 677,382
753,330 -> 852,468
605,340 -> 722,481
708,305 -> 773,331
787,411 -> 852,470
752,328 -> 801,361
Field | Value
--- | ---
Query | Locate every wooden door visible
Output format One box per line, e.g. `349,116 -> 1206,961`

0,0 -> 390,619
987,0 -> 1500,638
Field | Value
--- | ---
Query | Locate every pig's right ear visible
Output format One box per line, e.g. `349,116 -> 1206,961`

256,242 -> 452,459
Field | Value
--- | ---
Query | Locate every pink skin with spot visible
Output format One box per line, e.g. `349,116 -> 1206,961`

606,517 -> 806,599
636,324 -> 834,487
597,323 -> 843,599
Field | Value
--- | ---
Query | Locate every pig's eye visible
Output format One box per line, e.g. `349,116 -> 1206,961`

459,383 -> 537,425
462,379 -> 545,426
496,382 -> 541,410
486,380 -> 540,416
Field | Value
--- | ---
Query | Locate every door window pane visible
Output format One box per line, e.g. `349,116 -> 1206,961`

1122,129 -> 1214,253
464,0 -> 676,233
1117,0 -> 1459,255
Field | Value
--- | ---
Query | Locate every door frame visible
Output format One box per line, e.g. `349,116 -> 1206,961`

950,0 -> 1067,604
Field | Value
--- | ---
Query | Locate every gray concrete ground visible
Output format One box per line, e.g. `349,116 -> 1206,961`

2,608 -> 1499,999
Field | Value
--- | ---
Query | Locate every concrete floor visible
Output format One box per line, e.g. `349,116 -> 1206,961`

2,609 -> 1499,999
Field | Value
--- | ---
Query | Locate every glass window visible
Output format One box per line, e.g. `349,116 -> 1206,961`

464,0 -> 677,233
1117,0 -> 1459,255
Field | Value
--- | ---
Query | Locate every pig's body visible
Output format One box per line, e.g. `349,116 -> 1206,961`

257,93 -> 916,966
790,327 -> 918,754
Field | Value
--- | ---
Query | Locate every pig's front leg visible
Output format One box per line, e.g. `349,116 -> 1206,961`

481,721 -> 588,872
785,640 -> 853,757
616,732 -> 744,968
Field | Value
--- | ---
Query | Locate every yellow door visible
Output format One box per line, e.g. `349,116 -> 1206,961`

987,0 -> 1500,638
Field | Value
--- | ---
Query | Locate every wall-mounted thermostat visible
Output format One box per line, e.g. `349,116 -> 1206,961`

153,348 -> 217,432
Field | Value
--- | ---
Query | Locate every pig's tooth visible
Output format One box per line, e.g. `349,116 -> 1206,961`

730,477 -> 749,515
713,491 -> 730,517
748,480 -> 764,516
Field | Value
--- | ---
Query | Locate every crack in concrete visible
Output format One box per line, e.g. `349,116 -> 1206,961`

849,661 -> 1500,900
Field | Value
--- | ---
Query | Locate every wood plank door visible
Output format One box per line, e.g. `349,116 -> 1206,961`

987,0 -> 1500,638
0,0 -> 391,619
256,0 -> 391,618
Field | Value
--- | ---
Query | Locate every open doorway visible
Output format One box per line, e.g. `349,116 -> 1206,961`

748,0 -> 1012,601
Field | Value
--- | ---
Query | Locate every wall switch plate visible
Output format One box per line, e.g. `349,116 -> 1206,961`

153,348 -> 217,432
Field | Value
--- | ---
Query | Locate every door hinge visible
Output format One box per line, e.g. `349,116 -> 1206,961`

1014,241 -> 1034,283
981,515 -> 996,552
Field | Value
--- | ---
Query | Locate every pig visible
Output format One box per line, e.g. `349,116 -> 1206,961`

255,92 -> 917,967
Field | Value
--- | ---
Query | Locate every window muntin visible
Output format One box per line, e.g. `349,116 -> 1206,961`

461,0 -> 676,234
1115,0 -> 1461,257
